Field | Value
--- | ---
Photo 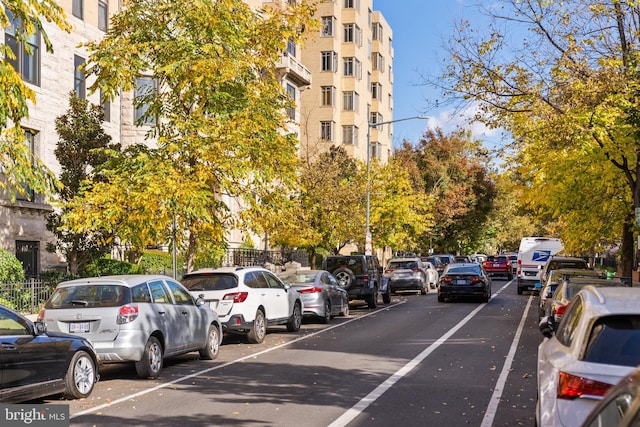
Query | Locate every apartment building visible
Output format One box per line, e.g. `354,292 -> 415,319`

300,0 -> 394,164
0,0 -> 312,276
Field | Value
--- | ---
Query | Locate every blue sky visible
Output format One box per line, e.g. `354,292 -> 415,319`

373,0 -> 500,149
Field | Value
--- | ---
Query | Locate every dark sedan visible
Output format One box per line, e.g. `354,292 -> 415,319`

0,304 -> 99,403
437,263 -> 492,303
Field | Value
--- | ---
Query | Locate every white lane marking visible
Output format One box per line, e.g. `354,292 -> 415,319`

70,300 -> 407,419
481,294 -> 533,427
328,280 -> 514,427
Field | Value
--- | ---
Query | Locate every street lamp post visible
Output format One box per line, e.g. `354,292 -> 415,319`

365,115 -> 429,256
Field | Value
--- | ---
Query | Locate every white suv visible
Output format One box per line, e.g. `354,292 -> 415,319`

181,267 -> 303,344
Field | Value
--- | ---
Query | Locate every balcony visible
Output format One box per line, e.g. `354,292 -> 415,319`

276,53 -> 312,87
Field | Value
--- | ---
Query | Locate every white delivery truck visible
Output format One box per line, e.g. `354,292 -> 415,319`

516,237 -> 564,295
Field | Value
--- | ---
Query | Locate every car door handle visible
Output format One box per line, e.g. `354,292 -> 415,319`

158,310 -> 166,315
181,311 -> 189,316
1,343 -> 17,350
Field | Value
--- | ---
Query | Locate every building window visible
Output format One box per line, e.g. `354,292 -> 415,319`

135,76 -> 157,125
321,51 -> 338,72
372,22 -> 383,41
16,130 -> 36,202
4,9 -> 40,85
72,0 -> 83,19
370,112 -> 382,125
321,16 -> 335,37
371,82 -> 382,100
371,142 -> 381,160
98,0 -> 108,31
342,91 -> 358,111
342,24 -> 362,45
16,240 -> 39,279
100,89 -> 110,122
321,86 -> 335,106
287,38 -> 296,58
373,52 -> 384,71
320,121 -> 334,141
343,0 -> 359,9
74,55 -> 86,99
342,125 -> 358,145
286,83 -> 296,120
343,57 -> 361,79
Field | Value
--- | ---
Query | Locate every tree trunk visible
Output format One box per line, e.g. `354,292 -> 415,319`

186,231 -> 197,273
68,251 -> 78,274
621,215 -> 634,279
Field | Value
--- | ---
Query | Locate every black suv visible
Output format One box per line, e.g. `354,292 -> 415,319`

323,255 -> 388,308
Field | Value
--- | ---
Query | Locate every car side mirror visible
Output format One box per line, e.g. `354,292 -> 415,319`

196,295 -> 206,306
539,316 -> 556,338
34,321 -> 47,335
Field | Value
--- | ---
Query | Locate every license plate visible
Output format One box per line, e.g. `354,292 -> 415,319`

454,279 -> 467,285
493,263 -> 500,267
69,322 -> 89,333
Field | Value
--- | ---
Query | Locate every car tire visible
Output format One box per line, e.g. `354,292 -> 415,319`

382,287 -> 391,304
135,336 -> 163,379
508,272 -> 513,280
199,324 -> 221,360
367,289 -> 378,309
287,302 -> 302,332
247,309 -> 267,344
320,300 -> 331,324
421,283 -> 427,295
64,350 -> 96,399
517,286 -> 523,295
340,303 -> 350,316
333,268 -> 356,289
437,294 -> 444,302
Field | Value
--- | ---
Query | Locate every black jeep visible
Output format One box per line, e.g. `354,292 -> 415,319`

322,255 -> 388,308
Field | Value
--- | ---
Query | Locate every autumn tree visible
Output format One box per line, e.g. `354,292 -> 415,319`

435,0 -> 640,275
395,128 -> 497,254
1,1 -> 70,200
64,0 -> 317,271
46,93 -> 119,274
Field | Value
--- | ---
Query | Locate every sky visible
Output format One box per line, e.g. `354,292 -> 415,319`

373,0 -> 502,149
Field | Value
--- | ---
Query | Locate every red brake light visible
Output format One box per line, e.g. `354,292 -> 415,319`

557,371 -> 613,399
117,304 -> 139,324
37,309 -> 45,322
442,277 -> 453,283
223,292 -> 249,303
298,287 -> 323,294
556,304 -> 568,317
385,269 -> 394,273
362,275 -> 369,282
471,277 -> 483,283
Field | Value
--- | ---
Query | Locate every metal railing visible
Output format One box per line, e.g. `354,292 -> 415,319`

0,279 -> 55,314
221,248 -> 309,268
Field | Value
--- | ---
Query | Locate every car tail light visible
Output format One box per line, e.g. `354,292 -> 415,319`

117,304 -> 139,324
223,292 -> 249,303
362,274 -> 369,282
471,277 -> 483,283
557,371 -> 613,399
441,277 -> 453,283
298,287 -> 323,294
37,309 -> 45,322
556,304 -> 568,317
385,269 -> 394,273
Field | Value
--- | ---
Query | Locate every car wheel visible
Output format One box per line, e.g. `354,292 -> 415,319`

508,272 -> 513,280
320,300 -> 331,324
135,336 -> 163,379
287,302 -> 302,332
437,294 -> 444,302
64,350 -> 96,399
382,287 -> 391,304
247,309 -> 267,344
517,286 -> 523,295
421,283 -> 427,295
199,324 -> 221,360
367,289 -> 378,309
340,302 -> 350,316
333,268 -> 356,289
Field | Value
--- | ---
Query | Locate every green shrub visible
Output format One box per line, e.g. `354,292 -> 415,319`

82,258 -> 139,277
0,249 -> 25,283
140,250 -> 177,274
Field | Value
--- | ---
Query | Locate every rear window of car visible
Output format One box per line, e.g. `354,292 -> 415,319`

584,315 -> 640,366
181,273 -> 238,291
325,257 -> 364,274
388,260 -> 419,269
280,272 -> 317,284
550,260 -> 588,269
46,285 -> 130,308
486,256 -> 508,262
445,265 -> 481,275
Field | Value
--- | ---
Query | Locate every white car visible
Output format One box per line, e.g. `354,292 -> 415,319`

181,267 -> 303,344
537,286 -> 640,427
422,261 -> 439,289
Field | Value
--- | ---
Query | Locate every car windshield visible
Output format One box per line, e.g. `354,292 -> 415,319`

325,258 -> 364,274
584,315 -> 640,366
445,265 -> 480,275
181,273 -> 238,291
388,260 -> 419,269
46,285 -> 130,308
280,272 -> 317,284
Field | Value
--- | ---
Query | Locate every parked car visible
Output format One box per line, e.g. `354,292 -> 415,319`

454,255 -> 472,263
517,237 -> 564,295
434,254 -> 456,267
545,276 -> 628,323
540,255 -> 591,284
482,255 -> 513,280
278,269 -> 349,323
384,257 -> 428,295
581,366 -> 640,427
506,253 -> 518,274
39,275 -> 222,379
322,254 -> 388,307
536,268 -> 602,320
537,286 -> 640,427
181,267 -> 302,344
437,262 -> 491,303
0,304 -> 99,403
423,256 -> 444,275
422,261 -> 439,289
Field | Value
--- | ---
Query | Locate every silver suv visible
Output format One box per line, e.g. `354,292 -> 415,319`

39,275 -> 222,379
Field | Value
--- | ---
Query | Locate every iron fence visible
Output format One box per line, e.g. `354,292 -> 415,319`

221,248 -> 309,268
0,279 -> 55,314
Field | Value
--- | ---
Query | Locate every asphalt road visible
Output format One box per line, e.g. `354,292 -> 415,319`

40,278 -> 542,426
